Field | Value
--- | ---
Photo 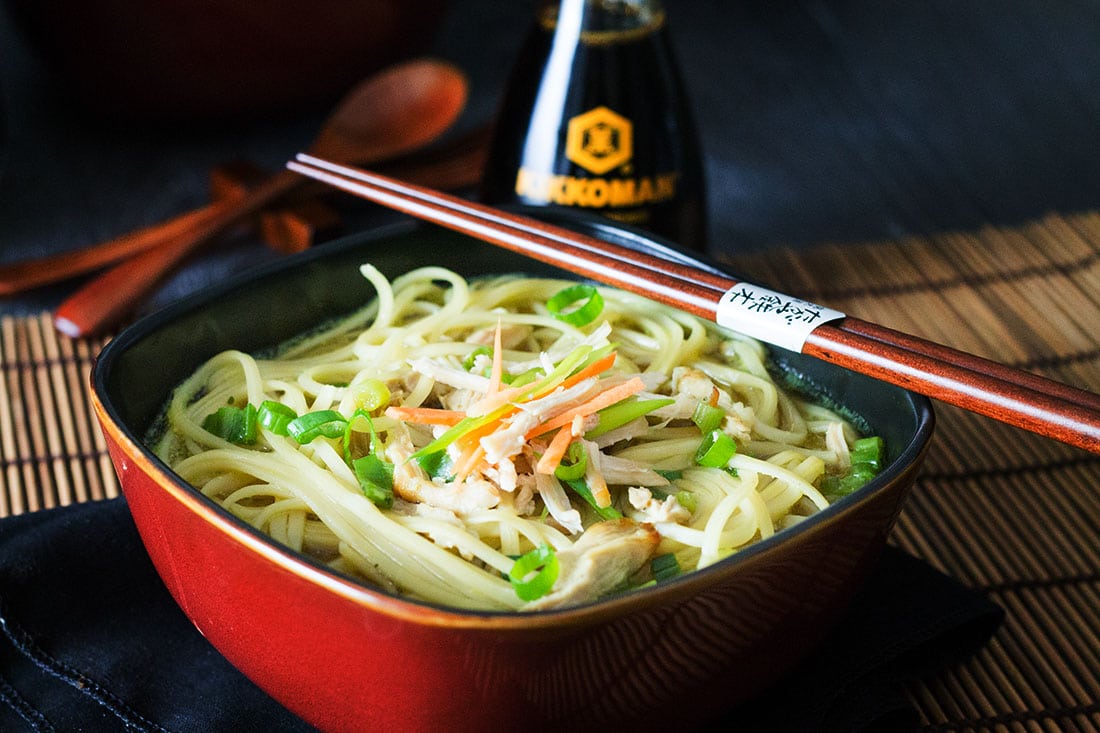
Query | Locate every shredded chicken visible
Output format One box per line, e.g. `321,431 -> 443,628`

628,487 -> 691,523
597,453 -> 670,487
593,416 -> 651,449
387,429 -> 500,513
534,471 -> 583,534
408,356 -> 489,393
524,519 -> 660,610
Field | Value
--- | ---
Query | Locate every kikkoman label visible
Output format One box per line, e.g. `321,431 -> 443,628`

514,105 -> 679,210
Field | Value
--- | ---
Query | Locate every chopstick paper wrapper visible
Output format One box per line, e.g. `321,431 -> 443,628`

715,283 -> 845,353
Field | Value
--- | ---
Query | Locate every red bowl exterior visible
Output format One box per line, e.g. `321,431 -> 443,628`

89,218 -> 935,731
93,394 -> 926,732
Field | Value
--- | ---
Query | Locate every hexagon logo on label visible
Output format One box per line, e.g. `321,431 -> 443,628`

565,106 -> 633,175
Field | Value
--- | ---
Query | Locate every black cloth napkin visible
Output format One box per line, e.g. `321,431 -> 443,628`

0,498 -> 1002,733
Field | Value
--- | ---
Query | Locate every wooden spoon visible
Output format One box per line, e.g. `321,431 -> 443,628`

53,57 -> 468,338
0,124 -> 490,298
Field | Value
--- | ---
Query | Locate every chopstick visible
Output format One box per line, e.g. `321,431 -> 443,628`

287,153 -> 1100,454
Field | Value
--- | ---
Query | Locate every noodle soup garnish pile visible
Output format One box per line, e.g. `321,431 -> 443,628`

154,266 -> 883,611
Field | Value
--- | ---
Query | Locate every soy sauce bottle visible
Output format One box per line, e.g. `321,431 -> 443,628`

482,0 -> 707,251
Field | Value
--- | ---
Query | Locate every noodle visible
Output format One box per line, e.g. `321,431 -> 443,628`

153,266 -> 879,611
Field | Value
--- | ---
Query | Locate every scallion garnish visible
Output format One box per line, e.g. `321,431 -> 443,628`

508,544 -> 559,601
585,397 -> 675,439
563,478 -> 622,520
462,345 -> 492,372
691,401 -> 725,435
694,429 -> 737,468
354,379 -> 391,412
353,454 -> 395,508
676,490 -> 697,513
416,450 -> 454,480
820,436 -> 886,498
257,400 -> 297,436
202,403 -> 258,445
651,553 -> 681,582
287,410 -> 348,444
553,441 -> 588,481
546,284 -> 604,326
849,435 -> 884,470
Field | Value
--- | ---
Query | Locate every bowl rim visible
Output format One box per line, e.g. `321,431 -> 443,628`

92,218 -> 936,630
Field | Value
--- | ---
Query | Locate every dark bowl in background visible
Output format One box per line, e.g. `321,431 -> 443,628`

90,212 -> 935,732
7,0 -> 450,121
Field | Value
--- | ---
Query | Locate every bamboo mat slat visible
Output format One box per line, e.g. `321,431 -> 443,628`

2,211 -> 1099,731
0,313 -> 117,517
730,210 -> 1100,732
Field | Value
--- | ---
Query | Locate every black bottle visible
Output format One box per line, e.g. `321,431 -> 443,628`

482,0 -> 707,251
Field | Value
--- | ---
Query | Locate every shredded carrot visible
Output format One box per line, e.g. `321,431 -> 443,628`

526,376 -> 646,439
466,383 -> 527,417
559,351 -> 617,391
709,386 -> 720,408
535,425 -> 576,475
452,442 -> 486,482
385,406 -> 465,426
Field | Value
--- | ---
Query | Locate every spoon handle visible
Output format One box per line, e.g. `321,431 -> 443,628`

54,169 -> 303,338
0,202 -> 233,296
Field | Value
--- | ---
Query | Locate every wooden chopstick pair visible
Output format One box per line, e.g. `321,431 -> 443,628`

287,153 -> 1100,454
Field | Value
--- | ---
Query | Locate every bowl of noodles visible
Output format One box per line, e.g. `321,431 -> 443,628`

90,211 -> 934,732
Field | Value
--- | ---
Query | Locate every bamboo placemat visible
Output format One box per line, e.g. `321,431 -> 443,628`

730,212 -> 1100,731
0,314 -> 117,517
1,212 -> 1098,730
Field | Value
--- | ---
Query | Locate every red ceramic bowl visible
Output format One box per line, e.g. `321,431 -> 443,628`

91,214 -> 935,731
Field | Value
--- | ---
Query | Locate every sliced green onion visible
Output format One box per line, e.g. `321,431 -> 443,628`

546,284 -> 604,326
695,429 -> 737,468
850,435 -> 884,470
585,397 -> 675,439
287,409 -> 347,444
675,490 -> 698,513
691,401 -> 725,435
257,400 -> 297,436
651,553 -> 681,582
506,367 -> 542,388
509,544 -> 559,601
572,342 -> 616,373
354,379 -> 391,412
462,346 -> 492,372
842,463 -> 879,492
821,462 -> 881,499
352,454 -> 395,508
553,441 -> 587,481
202,403 -> 258,445
563,478 -> 622,520
341,409 -> 380,464
820,436 -> 886,499
416,450 -> 454,480
656,469 -> 683,481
